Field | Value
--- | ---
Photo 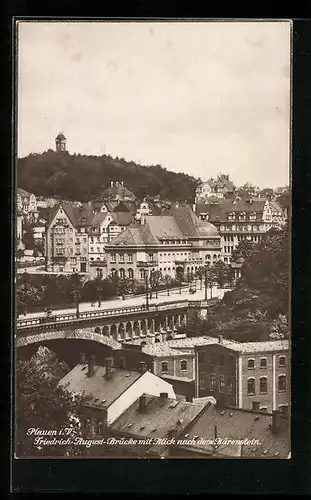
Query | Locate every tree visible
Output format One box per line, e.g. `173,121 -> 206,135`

231,239 -> 257,263
15,353 -> 91,457
211,261 -> 233,287
16,273 -> 42,314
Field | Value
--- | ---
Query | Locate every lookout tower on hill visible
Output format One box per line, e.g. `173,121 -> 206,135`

55,132 -> 66,152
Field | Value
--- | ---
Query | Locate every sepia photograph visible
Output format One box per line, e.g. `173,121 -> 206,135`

15,20 -> 291,459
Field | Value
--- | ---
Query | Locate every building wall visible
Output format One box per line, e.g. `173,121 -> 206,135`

240,351 -> 289,412
107,371 -> 176,425
152,355 -> 194,380
196,343 -> 289,413
46,205 -> 89,273
196,343 -> 238,407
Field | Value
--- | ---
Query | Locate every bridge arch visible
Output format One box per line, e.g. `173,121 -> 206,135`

94,327 -> 101,334
102,325 -> 110,336
118,322 -> 125,340
133,321 -> 140,337
125,322 -> 132,339
110,324 -> 117,341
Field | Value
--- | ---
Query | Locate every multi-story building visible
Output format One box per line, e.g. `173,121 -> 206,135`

100,181 -> 137,210
17,188 -> 38,221
195,174 -> 235,204
195,336 -> 289,414
195,198 -> 286,263
45,200 -> 134,274
105,205 -> 221,282
45,202 -> 91,273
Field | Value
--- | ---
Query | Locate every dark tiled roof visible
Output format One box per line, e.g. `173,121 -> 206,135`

56,132 -> 66,140
110,394 -> 208,454
107,224 -> 158,247
101,185 -> 136,200
58,364 -> 142,407
179,405 -> 289,458
38,206 -> 59,225
112,211 -> 134,226
195,199 -> 267,223
168,206 -> 219,237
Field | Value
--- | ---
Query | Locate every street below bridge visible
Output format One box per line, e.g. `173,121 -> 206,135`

17,283 -> 229,321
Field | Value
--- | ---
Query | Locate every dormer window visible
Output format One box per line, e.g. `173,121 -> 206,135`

249,212 -> 257,221
228,212 -> 236,221
239,212 -> 246,221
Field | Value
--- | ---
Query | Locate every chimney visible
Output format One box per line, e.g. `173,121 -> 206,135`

214,424 -> 218,440
159,392 -> 168,401
271,410 -> 281,434
87,355 -> 95,377
110,181 -> 114,187
105,358 -> 112,380
139,394 -> 147,412
218,335 -> 223,344
140,361 -> 148,373
80,352 -> 86,364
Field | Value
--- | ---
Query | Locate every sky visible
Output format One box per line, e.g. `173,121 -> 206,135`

17,21 -> 291,188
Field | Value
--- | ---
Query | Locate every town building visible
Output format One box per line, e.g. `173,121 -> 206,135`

100,181 -> 137,210
45,199 -> 134,274
17,188 -> 38,221
195,174 -> 235,204
195,198 -> 286,263
55,132 -> 67,152
171,401 -> 290,459
106,393 -> 209,458
58,356 -> 176,431
105,205 -> 221,282
195,336 -> 289,414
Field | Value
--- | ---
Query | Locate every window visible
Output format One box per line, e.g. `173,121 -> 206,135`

161,362 -> 168,373
199,373 -> 208,390
278,375 -> 286,392
140,269 -> 146,280
260,357 -> 267,368
119,254 -> 124,262
83,238 -> 87,243
219,375 -> 225,393
119,268 -> 125,279
260,407 -> 268,412
247,358 -> 255,369
111,254 -> 116,263
97,247 -> 100,253
180,360 -> 187,371
247,378 -> 256,395
252,402 -> 260,411
209,374 -> 217,391
278,405 -> 288,414
227,379 -> 234,394
279,356 -> 286,367
128,268 -> 134,279
260,377 -> 268,394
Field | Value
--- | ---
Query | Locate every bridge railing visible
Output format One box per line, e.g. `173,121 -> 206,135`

16,298 -> 218,330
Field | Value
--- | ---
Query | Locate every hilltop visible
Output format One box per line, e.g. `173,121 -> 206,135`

17,150 -> 199,203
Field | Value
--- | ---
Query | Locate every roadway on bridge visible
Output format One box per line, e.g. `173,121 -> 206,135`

18,284 -> 228,320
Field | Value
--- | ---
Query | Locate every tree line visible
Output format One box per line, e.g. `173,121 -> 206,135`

17,150 -> 199,203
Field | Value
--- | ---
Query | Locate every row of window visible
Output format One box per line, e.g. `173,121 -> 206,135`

247,375 -> 286,395
247,356 -> 286,369
110,254 -> 133,263
199,374 -> 233,393
161,360 -> 188,372
111,268 -> 134,279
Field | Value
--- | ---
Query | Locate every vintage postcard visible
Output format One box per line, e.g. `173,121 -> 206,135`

15,20 -> 291,459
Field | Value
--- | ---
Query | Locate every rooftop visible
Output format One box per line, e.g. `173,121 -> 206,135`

178,404 -> 289,458
110,394 -> 209,455
58,364 -> 142,408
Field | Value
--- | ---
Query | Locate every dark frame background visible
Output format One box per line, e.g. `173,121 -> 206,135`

3,14 -> 311,494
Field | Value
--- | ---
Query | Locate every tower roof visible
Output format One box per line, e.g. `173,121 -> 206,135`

56,132 -> 66,141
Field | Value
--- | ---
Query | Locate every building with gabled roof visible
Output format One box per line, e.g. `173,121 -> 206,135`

105,393 -> 209,458
105,205 -> 221,282
195,174 -> 235,204
195,198 -> 286,264
58,357 -> 176,433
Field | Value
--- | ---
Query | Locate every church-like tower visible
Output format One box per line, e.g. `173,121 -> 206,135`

55,132 -> 66,152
